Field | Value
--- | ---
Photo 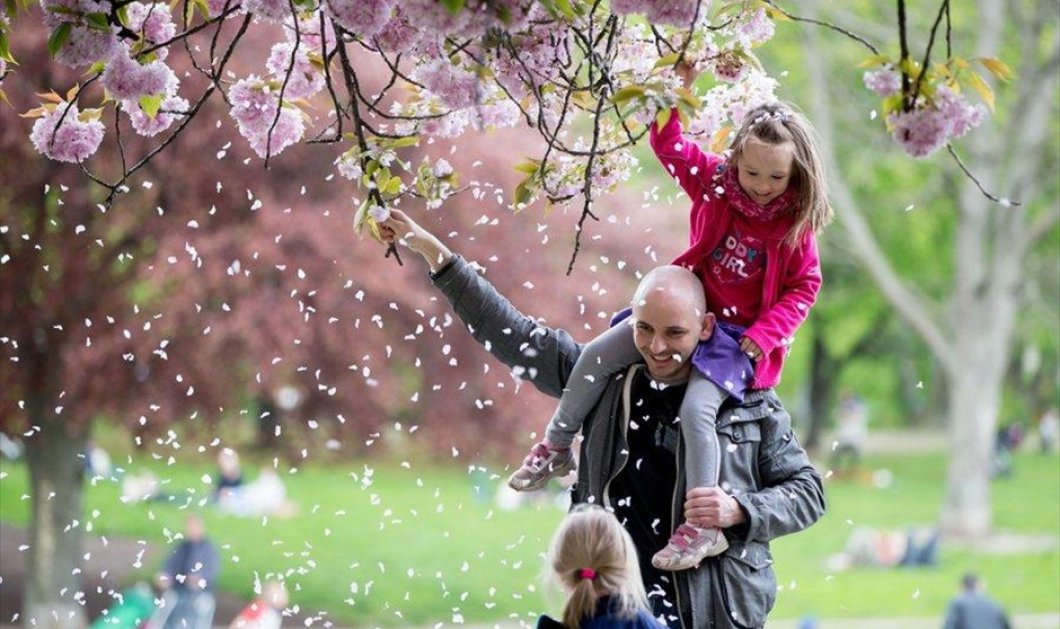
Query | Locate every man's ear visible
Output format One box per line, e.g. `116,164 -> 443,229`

699,312 -> 716,341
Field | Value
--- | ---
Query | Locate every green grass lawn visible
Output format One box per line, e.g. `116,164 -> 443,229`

1,451 -> 1057,626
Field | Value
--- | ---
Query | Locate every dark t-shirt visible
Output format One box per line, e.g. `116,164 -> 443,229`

607,369 -> 691,627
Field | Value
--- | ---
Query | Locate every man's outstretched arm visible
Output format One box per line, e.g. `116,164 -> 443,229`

381,210 -> 583,399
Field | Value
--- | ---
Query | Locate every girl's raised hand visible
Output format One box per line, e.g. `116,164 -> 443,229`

739,337 -> 763,362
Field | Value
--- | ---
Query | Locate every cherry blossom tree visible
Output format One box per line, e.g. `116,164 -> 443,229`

0,0 -> 1012,273
2,20 -> 664,627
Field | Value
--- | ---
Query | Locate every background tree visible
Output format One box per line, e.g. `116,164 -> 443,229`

787,0 -> 1059,539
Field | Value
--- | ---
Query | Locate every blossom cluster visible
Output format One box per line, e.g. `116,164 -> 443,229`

611,0 -> 704,27
25,0 -> 856,217
887,86 -> 986,158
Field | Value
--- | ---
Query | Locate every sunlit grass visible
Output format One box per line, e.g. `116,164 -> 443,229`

1,450 -> 1057,625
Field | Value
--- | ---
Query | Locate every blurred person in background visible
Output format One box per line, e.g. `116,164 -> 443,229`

149,514 -> 219,629
942,572 -> 1011,629
230,580 -> 288,629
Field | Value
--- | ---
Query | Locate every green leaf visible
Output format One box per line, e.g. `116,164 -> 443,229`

675,86 -> 701,110
0,31 -> 12,63
977,57 -> 1015,82
365,159 -> 379,177
857,54 -> 892,69
514,180 -> 532,207
654,107 -> 672,129
609,84 -> 647,106
384,177 -> 402,196
555,0 -> 575,19
5,0 -> 16,19
513,159 -> 541,175
85,11 -> 109,30
385,136 -> 419,149
653,52 -> 681,70
440,0 -> 465,15
47,23 -> 71,58
138,93 -> 164,118
763,5 -> 791,21
86,60 -> 106,75
966,71 -> 995,112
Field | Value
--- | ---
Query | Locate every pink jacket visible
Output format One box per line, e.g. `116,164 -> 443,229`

650,111 -> 822,389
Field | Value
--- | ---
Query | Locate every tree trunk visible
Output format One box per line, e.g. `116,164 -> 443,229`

24,412 -> 88,629
804,323 -> 837,454
939,362 -> 1003,539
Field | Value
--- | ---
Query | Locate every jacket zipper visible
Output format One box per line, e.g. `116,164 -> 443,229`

672,431 -> 688,628
601,365 -> 637,507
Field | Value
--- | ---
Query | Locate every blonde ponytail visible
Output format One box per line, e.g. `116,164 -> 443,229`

546,505 -> 648,629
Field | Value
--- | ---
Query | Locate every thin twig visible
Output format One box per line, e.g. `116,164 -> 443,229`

764,0 -> 880,56
946,144 -> 1021,206
911,0 -> 949,106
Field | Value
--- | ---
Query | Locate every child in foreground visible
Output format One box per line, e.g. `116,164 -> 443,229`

538,505 -> 666,629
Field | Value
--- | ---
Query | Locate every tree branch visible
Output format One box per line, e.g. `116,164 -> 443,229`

799,19 -> 954,369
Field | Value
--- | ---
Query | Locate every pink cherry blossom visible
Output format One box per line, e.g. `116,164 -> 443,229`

738,8 -> 773,46
415,59 -> 480,110
323,0 -> 392,37
30,104 -> 105,162
229,76 -> 305,158
647,0 -> 701,26
242,0 -> 289,24
40,0 -> 111,27
934,85 -> 986,139
711,51 -> 749,83
403,0 -> 469,36
266,42 -> 324,99
244,107 -> 304,158
125,3 -> 176,45
888,107 -> 949,158
207,0 -> 241,17
53,26 -> 120,69
125,94 -> 189,137
102,48 -> 178,101
373,6 -> 421,54
863,68 -> 901,96
285,12 -> 334,53
888,86 -> 986,158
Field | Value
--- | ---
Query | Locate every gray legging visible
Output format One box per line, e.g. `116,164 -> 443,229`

544,322 -> 727,489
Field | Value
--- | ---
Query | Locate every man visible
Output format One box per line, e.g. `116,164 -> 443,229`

943,573 -> 1012,629
381,210 -> 825,629
151,515 -> 219,629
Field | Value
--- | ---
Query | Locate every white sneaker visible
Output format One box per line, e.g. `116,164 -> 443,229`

651,522 -> 729,571
507,442 -> 576,491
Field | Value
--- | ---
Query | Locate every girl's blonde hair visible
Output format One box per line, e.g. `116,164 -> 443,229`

546,505 -> 648,629
729,101 -> 834,247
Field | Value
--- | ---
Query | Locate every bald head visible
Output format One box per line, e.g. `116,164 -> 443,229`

629,266 -> 713,384
631,266 -> 707,318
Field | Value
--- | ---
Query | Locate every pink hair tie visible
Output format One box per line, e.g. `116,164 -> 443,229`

578,568 -> 597,581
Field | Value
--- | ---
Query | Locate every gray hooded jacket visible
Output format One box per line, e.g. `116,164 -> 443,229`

433,256 -> 825,629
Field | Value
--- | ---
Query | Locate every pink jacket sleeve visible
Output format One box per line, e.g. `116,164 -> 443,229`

744,233 -> 822,354
650,108 -> 721,214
